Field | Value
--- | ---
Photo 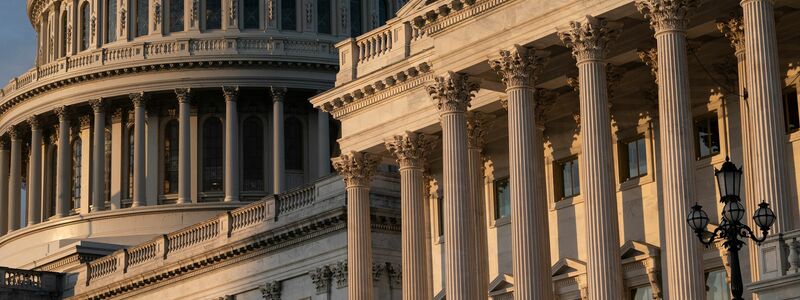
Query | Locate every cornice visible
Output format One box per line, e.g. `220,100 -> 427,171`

411,0 -> 515,36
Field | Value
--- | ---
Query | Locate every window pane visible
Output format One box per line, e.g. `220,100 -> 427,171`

349,0 -> 361,36
627,141 -> 638,178
243,0 -> 260,29
107,0 -> 117,43
706,269 -> 731,300
137,0 -> 149,36
378,0 -> 389,25
81,4 -> 91,51
163,120 -> 179,194
286,117 -> 303,170
206,0 -> 222,30
637,138 -> 647,176
708,117 -> 720,155
494,178 -> 510,220
785,89 -> 800,132
281,0 -> 296,30
437,196 -> 444,236
203,118 -> 224,191
170,0 -> 184,32
571,160 -> 580,196
317,0 -> 331,34
631,286 -> 653,300
562,161 -> 571,198
242,117 -> 264,191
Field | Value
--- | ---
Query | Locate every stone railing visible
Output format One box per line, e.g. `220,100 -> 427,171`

751,228 -> 800,298
356,27 -> 394,64
0,267 -> 62,296
336,21 -> 427,83
166,218 -> 221,252
277,185 -> 315,215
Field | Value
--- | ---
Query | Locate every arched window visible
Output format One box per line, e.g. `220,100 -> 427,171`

317,0 -> 331,34
285,117 -> 303,171
80,2 -> 91,51
170,0 -> 184,32
72,138 -> 82,209
127,126 -> 134,199
242,0 -> 259,29
105,128 -> 112,203
242,117 -> 264,191
163,120 -> 179,194
349,0 -> 361,36
203,118 -> 223,192
136,0 -> 149,36
60,11 -> 68,56
205,0 -> 222,30
106,0 -> 117,43
378,0 -> 390,25
281,0 -> 296,30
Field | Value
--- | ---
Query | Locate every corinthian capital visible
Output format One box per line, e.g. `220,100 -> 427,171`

27,115 -> 41,130
54,106 -> 70,122
385,132 -> 435,168
271,86 -> 287,103
222,86 -> 240,102
130,92 -> 149,107
488,45 -> 548,89
635,0 -> 698,33
716,15 -> 745,54
175,88 -> 192,103
559,16 -> 621,63
466,112 -> 494,149
426,72 -> 480,113
89,98 -> 105,113
332,151 -> 379,187
637,48 -> 659,84
6,125 -> 19,140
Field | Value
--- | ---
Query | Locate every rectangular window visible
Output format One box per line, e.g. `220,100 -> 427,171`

170,0 -> 185,32
206,0 -> 222,30
107,0 -> 117,43
630,286 -> 653,300
694,114 -> 721,159
243,0 -> 260,29
705,269 -> 731,300
349,0 -> 361,36
784,88 -> 799,133
437,196 -> 444,237
281,0 -> 297,30
620,137 -> 647,182
317,0 -> 331,34
136,0 -> 149,36
494,177 -> 510,220
555,157 -> 580,200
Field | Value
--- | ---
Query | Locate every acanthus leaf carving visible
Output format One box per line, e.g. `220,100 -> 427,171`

466,111 -> 494,150
716,14 -> 745,54
488,45 -> 549,89
637,48 -> 658,84
309,266 -> 332,294
385,131 -> 435,168
635,0 -> 699,33
558,15 -> 621,63
229,0 -> 238,25
426,71 -> 479,113
259,281 -> 281,300
153,0 -> 162,30
332,152 -> 378,187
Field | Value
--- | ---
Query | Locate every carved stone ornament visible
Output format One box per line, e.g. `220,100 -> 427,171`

535,88 -> 559,123
267,0 -> 274,21
466,111 -> 494,149
66,24 -> 72,47
154,0 -> 162,30
111,108 -> 124,123
120,7 -> 127,34
426,71 -> 480,113
372,262 -> 385,282
331,260 -> 348,288
191,0 -> 199,26
0,139 -> 7,150
79,115 -> 93,130
259,281 -> 281,300
54,106 -> 70,122
6,126 -> 19,140
222,86 -> 240,102
341,7 -> 348,31
229,0 -> 238,25
559,16 -> 621,63
566,75 -> 579,92
386,263 -> 401,288
309,266 -> 332,294
270,86 -> 287,103
27,115 -> 41,129
488,45 -> 548,89
305,1 -> 313,24
332,151 -> 378,187
385,131 -> 435,168
130,92 -> 149,107
637,48 -> 659,84
90,98 -> 105,113
717,14 -> 744,54
91,16 -> 97,39
635,0 -> 699,33
175,88 -> 192,103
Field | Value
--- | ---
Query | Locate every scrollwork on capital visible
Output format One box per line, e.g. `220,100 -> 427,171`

385,131 -> 435,168
717,14 -> 745,55
7,125 -> 20,140
222,86 -> 240,102
27,115 -> 41,130
309,266 -> 332,294
638,48 -> 659,84
259,281 -> 281,300
54,105 -> 70,122
488,45 -> 549,89
426,72 -> 480,113
175,88 -> 192,104
635,0 -> 698,33
332,151 -> 379,187
111,108 -> 124,123
466,111 -> 494,150
270,86 -> 287,103
130,92 -> 149,107
79,115 -> 92,130
559,16 -> 621,63
89,98 -> 105,113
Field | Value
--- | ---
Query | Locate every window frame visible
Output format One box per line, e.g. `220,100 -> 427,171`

135,0 -> 150,37
161,118 -> 180,197
80,2 -> 91,51
783,86 -> 800,135
615,118 -> 656,191
547,144 -> 583,211
493,176 -> 511,222
242,0 -> 261,30
200,115 -> 225,196
105,0 -> 118,43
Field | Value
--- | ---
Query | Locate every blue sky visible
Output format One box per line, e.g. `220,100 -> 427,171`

0,1 -> 36,86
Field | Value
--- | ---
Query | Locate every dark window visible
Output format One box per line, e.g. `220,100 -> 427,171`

555,157 -> 580,200
694,114 -> 721,159
285,117 -> 303,170
630,286 -> 653,300
349,0 -> 361,36
105,128 -> 112,204
203,118 -> 224,191
81,3 -> 91,51
106,0 -> 117,43
705,269 -> 731,300
620,137 -> 647,182
163,120 -> 179,194
317,0 -> 331,34
136,0 -> 149,36
784,88 -> 799,133
281,0 -> 296,30
437,196 -> 444,237
242,117 -> 264,191
243,0 -> 259,29
128,126 -> 134,199
206,0 -> 222,30
60,11 -> 68,56
49,146 -> 58,215
170,0 -> 184,32
378,0 -> 389,25
72,138 -> 82,209
494,177 -> 510,220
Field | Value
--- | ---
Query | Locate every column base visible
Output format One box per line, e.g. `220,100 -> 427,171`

224,197 -> 239,202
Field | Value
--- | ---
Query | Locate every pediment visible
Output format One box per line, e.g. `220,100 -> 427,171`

395,0 -> 440,19
551,257 -> 586,277
488,273 -> 514,292
620,240 -> 660,260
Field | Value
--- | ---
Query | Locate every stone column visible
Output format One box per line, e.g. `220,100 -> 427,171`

488,46 -> 553,299
176,88 -> 192,204
90,99 -> 105,212
740,0 -> 793,232
466,112 -> 493,298
54,106 -> 71,217
426,72 -> 480,300
0,140 -> 8,235
27,116 -> 43,225
636,1 -> 705,298
317,109 -> 331,178
223,86 -> 240,202
332,151 -> 378,300
271,87 -> 286,193
7,127 -> 21,231
130,92 -> 148,207
559,16 -> 623,299
386,132 -> 434,300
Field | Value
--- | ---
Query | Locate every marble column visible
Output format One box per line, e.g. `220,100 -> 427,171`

271,87 -> 286,193
466,112 -> 492,298
55,106 -> 71,217
130,93 -> 147,207
90,99 -> 105,212
176,88 -> 192,204
426,72 -> 480,300
488,46 -> 553,299
386,132 -> 434,300
317,109 -> 330,178
27,116 -> 43,225
223,86 -> 240,202
740,0 -> 793,232
8,127 -> 21,231
560,17 -> 623,299
332,151 -> 378,300
636,1 -> 705,298
0,141 -> 8,235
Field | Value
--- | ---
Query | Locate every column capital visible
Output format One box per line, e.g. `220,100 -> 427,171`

426,72 -> 480,113
466,112 -> 494,149
0,139 -> 6,150
716,15 -> 745,55
130,92 -> 149,107
79,115 -> 92,130
635,0 -> 698,33
637,48 -> 659,84
535,88 -> 559,125
559,16 -> 621,63
89,98 -> 105,113
385,131 -> 435,169
271,86 -> 287,103
332,151 -> 378,187
54,105 -> 70,122
27,115 -> 41,130
110,108 -> 124,123
7,125 -> 20,140
175,88 -> 193,103
488,45 -> 549,89
223,86 -> 240,102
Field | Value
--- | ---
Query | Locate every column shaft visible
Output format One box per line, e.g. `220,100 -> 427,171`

466,113 -> 491,298
272,87 -> 286,193
55,108 -> 70,217
28,119 -> 43,224
224,87 -> 239,202
132,94 -> 147,207
177,90 -> 191,204
8,132 -> 21,231
91,101 -> 105,212
317,110 -> 330,178
0,143 -> 8,235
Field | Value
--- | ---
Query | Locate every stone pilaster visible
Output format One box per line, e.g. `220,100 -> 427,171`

176,88 -> 192,204
559,16 -> 623,299
130,92 -> 148,207
7,127 -> 21,231
317,109 -> 331,178
90,99 -> 106,212
271,87 -> 287,193
466,111 -> 493,299
54,106 -> 71,217
488,45 -> 553,299
636,1 -> 705,298
0,140 -> 7,235
223,86 -> 239,202
426,72 -> 480,300
385,132 -> 434,300
332,151 -> 378,300
27,116 -> 43,225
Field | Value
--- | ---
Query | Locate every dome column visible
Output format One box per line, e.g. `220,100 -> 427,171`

27,116 -> 44,224
90,99 -> 106,212
55,107 -> 71,217
7,127 -> 21,231
176,89 -> 192,204
0,140 -> 8,235
130,92 -> 148,207
223,86 -> 239,202
272,87 -> 286,193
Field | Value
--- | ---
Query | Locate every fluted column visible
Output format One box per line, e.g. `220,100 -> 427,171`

559,17 -> 623,299
27,116 -> 43,225
466,112 -> 493,298
317,109 -> 331,178
332,152 -> 378,300
740,0 -> 793,232
426,72 -> 480,300
272,87 -> 286,193
0,140 -> 8,235
7,127 -> 21,231
55,107 -> 71,217
90,99 -> 105,212
386,132 -> 434,300
488,46 -> 553,299
130,93 -> 148,207
223,86 -> 240,202
176,88 -> 192,204
636,1 -> 705,298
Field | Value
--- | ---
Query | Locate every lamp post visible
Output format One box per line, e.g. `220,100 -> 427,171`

686,157 -> 776,300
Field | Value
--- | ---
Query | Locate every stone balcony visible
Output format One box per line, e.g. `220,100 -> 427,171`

0,267 -> 63,299
750,228 -> 800,299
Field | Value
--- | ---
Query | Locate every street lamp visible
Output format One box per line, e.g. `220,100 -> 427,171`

686,157 -> 776,300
